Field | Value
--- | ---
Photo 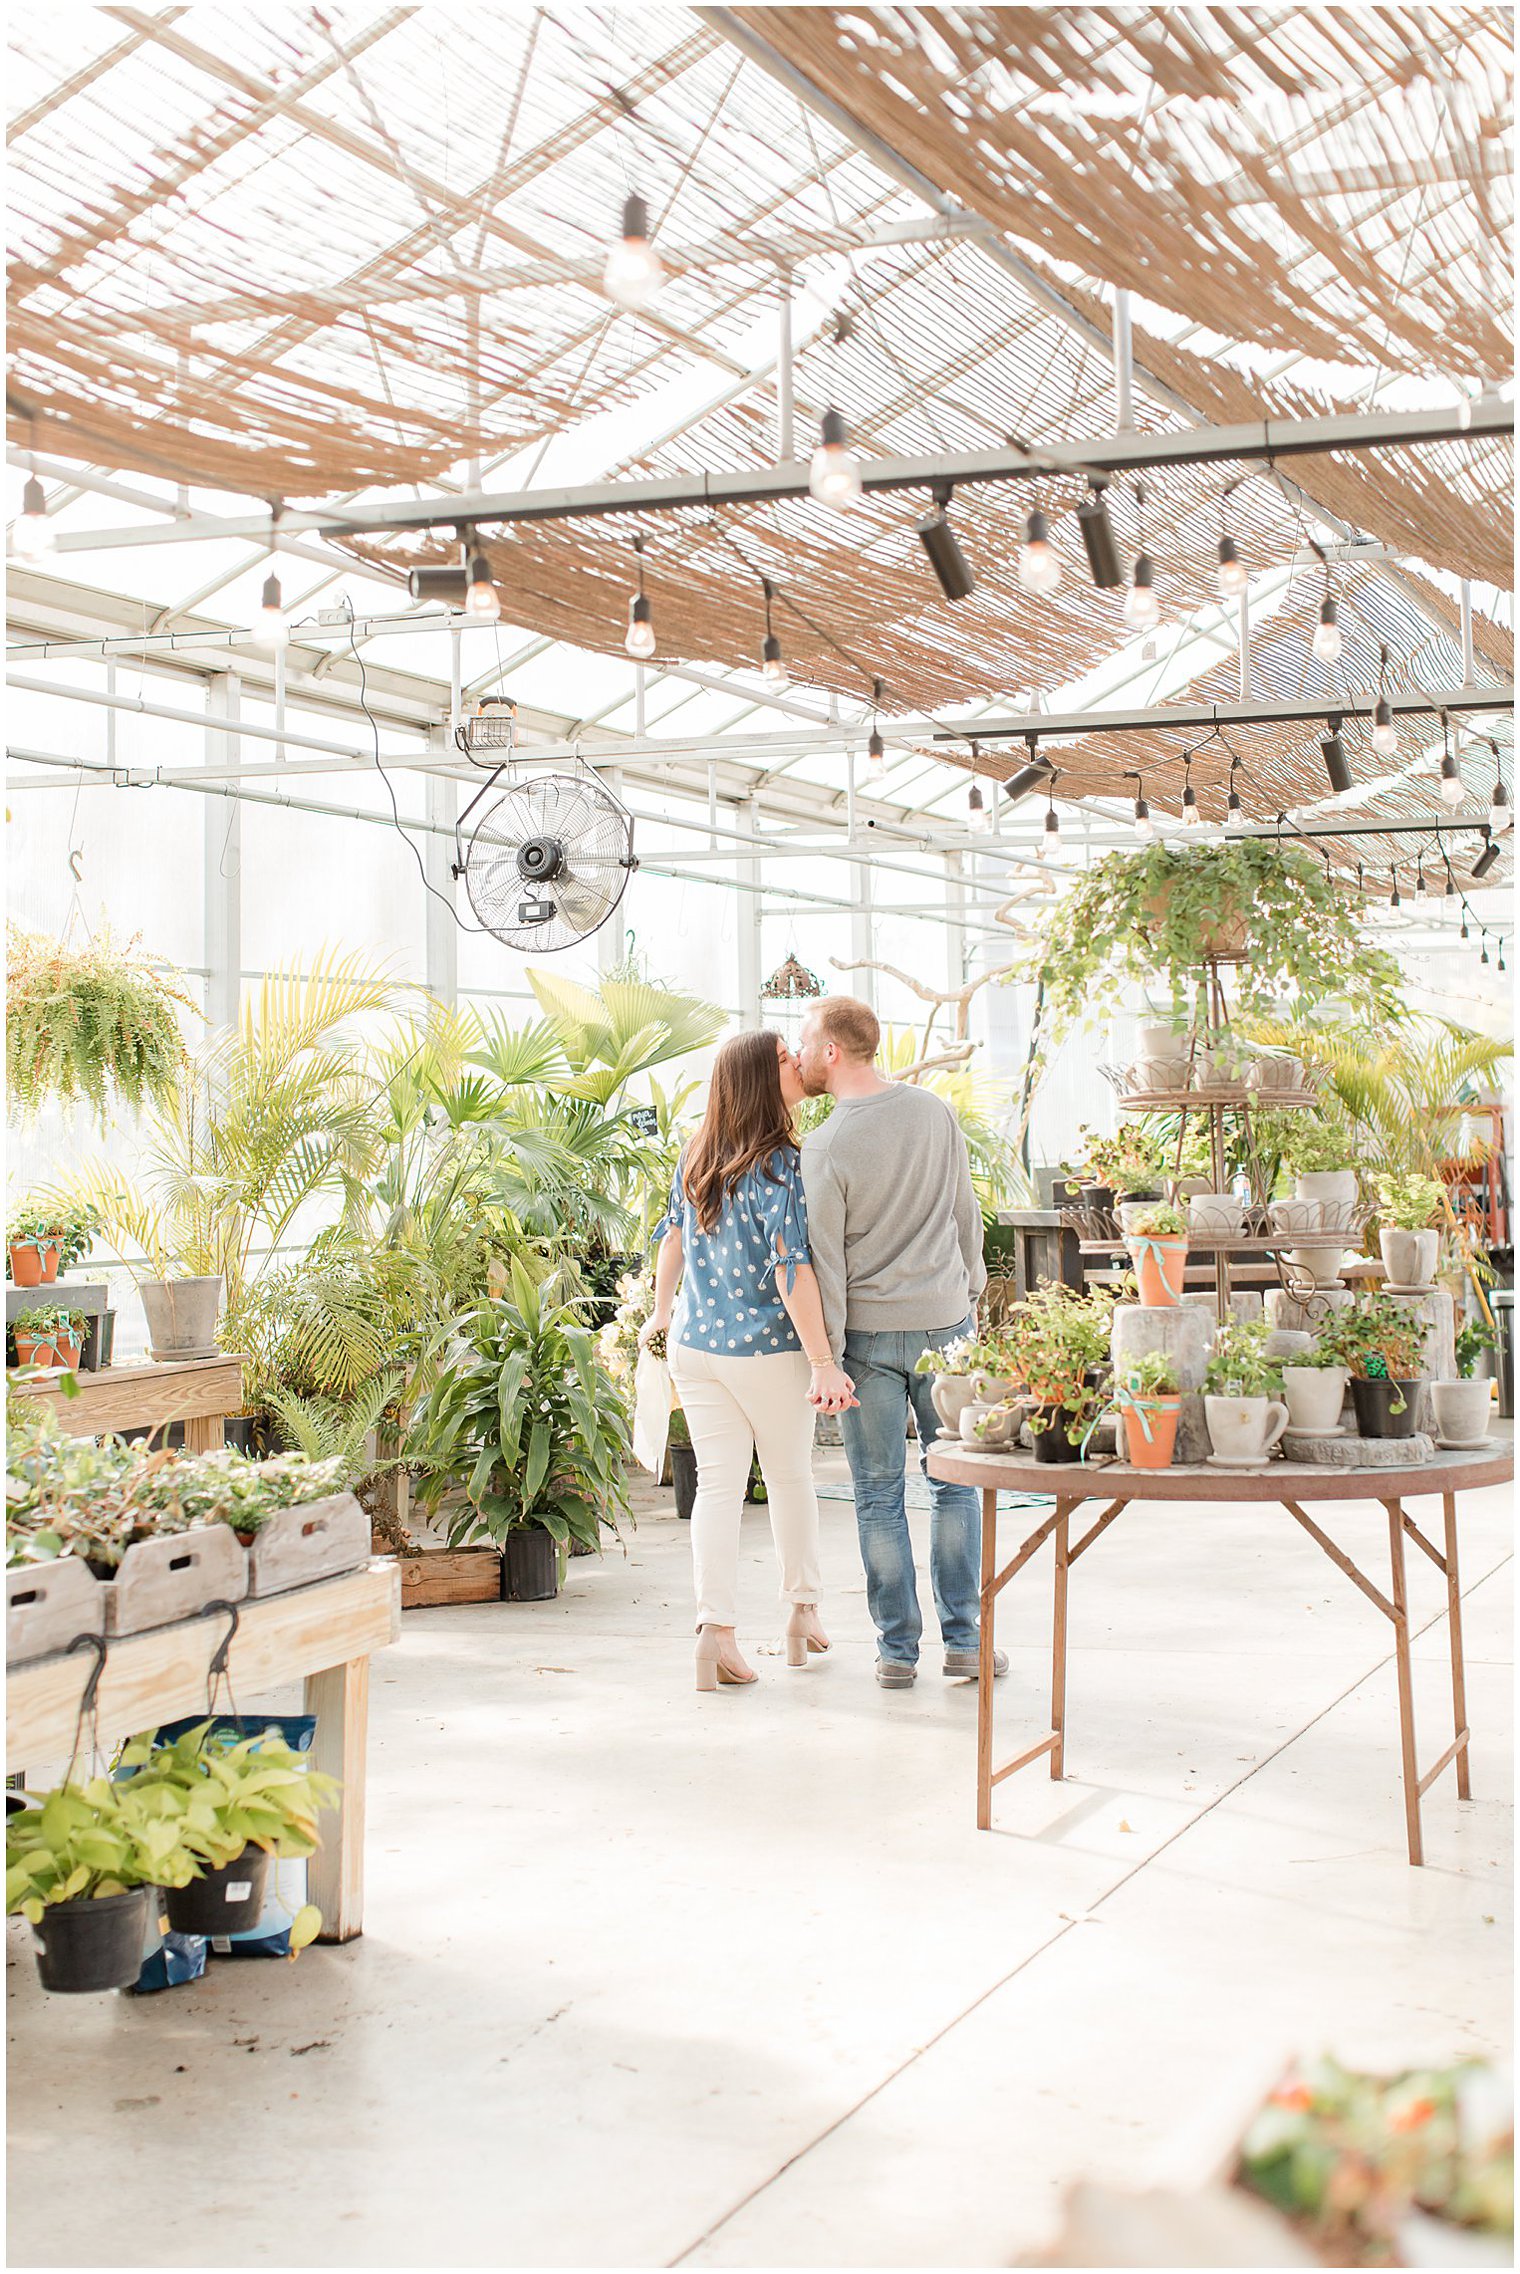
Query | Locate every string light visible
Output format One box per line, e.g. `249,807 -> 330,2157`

1371,697 -> 1398,757
1180,752 -> 1201,827
1414,854 -> 1428,898
1038,770 -> 1061,860
866,675 -> 886,781
1480,936 -> 1490,965
1226,758 -> 1243,819
1491,763 -> 1512,835
13,472 -> 55,560
256,569 -> 287,648
809,408 -> 861,508
1124,551 -> 1160,630
1018,509 -> 1062,596
1124,768 -> 1152,839
760,580 -> 787,687
625,537 -> 655,659
1500,941 -> 1508,972
465,550 -> 501,622
1216,534 -> 1247,598
968,782 -> 991,836
1389,867 -> 1402,908
603,193 -> 663,311
1438,712 -> 1464,807
1311,592 -> 1342,663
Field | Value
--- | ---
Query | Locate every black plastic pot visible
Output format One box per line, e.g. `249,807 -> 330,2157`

1118,1185 -> 1162,1205
1351,1376 -> 1421,1439
164,1846 -> 270,1936
1030,1408 -> 1081,1463
670,1440 -> 698,1521
1081,1184 -> 1115,1212
32,1886 -> 150,1994
503,1527 -> 559,1601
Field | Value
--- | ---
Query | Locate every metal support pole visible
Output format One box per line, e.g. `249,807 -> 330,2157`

596,766 -> 626,979
1460,580 -> 1476,683
449,625 -> 462,741
852,842 -> 874,1007
204,674 -> 242,1033
737,803 -> 762,1027
1237,586 -> 1250,701
635,664 -> 646,740
1113,288 -> 1133,432
777,265 -> 795,462
274,638 -> 287,764
424,731 -> 458,1007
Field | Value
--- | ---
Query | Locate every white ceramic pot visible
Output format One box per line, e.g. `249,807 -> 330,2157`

1250,1055 -> 1304,1094
1189,1193 -> 1244,1238
1117,1196 -> 1165,1234
1128,1058 -> 1183,1094
1204,1394 -> 1289,1464
1379,1226 -> 1439,1291
1268,1197 -> 1323,1237
929,1373 -> 978,1436
959,1400 -> 1020,1450
1286,1244 -> 1347,1290
1295,1168 -> 1359,1233
1281,1365 -> 1349,1434
1138,1023 -> 1185,1063
971,1370 -> 1019,1405
1429,1378 -> 1493,1446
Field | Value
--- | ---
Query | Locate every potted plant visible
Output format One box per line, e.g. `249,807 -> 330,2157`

1068,1126 -> 1167,1224
913,1329 -> 994,1439
117,1719 -> 339,1938
5,1773 -> 172,1993
1202,1319 -> 1288,1464
7,1206 -> 61,1288
1280,1337 -> 1351,1436
1124,1201 -> 1189,1306
1274,1116 -> 1361,1231
1430,1320 -> 1497,1448
999,1284 -> 1109,1462
1111,1351 -> 1182,1468
1319,1296 -> 1426,1438
1373,1172 -> 1446,1292
410,1257 -> 632,1600
6,926 -> 192,1127
11,1305 -> 89,1371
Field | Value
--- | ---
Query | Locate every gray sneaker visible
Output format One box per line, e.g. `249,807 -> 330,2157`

943,1648 -> 1009,1679
875,1658 -> 917,1689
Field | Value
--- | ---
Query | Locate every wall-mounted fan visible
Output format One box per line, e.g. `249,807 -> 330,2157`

452,767 -> 638,953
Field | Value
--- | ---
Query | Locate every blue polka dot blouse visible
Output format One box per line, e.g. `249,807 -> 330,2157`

654,1146 -> 812,1357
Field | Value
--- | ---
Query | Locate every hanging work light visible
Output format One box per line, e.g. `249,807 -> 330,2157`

603,193 -> 663,311
1311,594 -> 1342,663
1371,696 -> 1398,757
916,487 -> 975,602
1320,725 -> 1352,796
1472,828 -> 1502,880
1216,535 -> 1247,598
465,552 -> 501,622
13,473 -> 55,559
1018,509 -> 1061,596
1123,552 -> 1160,630
809,409 -> 861,508
1075,484 -> 1123,588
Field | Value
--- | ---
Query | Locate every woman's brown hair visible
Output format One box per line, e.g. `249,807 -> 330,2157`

682,1029 -> 796,1232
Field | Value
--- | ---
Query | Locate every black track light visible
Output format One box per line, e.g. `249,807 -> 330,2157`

1002,735 -> 1050,803
1471,828 -> 1502,880
916,487 -> 975,602
1320,725 -> 1352,796
408,565 -> 471,604
1076,483 -> 1123,588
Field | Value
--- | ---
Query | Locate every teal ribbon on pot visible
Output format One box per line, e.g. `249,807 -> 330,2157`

1079,1380 -> 1162,1464
1125,1234 -> 1183,1277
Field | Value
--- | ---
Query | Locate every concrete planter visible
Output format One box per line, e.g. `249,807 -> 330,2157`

1295,1168 -> 1358,1233
1379,1226 -> 1439,1291
1286,1244 -> 1347,1290
1281,1365 -> 1349,1435
139,1274 -> 223,1360
1429,1377 -> 1493,1446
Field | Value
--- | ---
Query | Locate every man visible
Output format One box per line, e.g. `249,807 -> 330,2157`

797,995 -> 1008,1690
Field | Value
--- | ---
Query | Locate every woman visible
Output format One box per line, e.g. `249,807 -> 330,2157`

641,1030 -> 856,1692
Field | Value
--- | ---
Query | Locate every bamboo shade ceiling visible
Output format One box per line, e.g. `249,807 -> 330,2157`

737,5 -> 1513,383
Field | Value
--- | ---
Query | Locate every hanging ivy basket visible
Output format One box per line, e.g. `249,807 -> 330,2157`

7,927 -> 194,1125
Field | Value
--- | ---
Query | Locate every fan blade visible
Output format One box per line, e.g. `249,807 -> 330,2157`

555,864 -> 617,934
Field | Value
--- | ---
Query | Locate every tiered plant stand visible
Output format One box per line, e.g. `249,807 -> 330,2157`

926,1430 -> 1512,1866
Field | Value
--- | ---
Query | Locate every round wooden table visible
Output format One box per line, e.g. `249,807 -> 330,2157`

925,1429 -> 1513,1864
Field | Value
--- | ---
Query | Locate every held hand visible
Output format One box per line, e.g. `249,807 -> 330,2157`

809,1360 -> 857,1414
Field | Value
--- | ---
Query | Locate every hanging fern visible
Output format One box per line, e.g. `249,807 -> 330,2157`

7,927 -> 193,1125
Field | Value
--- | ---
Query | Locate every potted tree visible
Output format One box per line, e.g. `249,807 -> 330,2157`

1319,1296 -> 1426,1438
6,1773 -> 172,1993
1430,1320 -> 1497,1449
1111,1351 -> 1183,1468
410,1258 -> 632,1600
1280,1337 -> 1351,1436
1202,1320 -> 1289,1464
11,1305 -> 89,1370
1000,1284 -> 1109,1462
1124,1201 -> 1189,1306
1373,1172 -> 1446,1293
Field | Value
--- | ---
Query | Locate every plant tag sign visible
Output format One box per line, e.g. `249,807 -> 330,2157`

225,1882 -> 253,1904
627,1106 -> 659,1135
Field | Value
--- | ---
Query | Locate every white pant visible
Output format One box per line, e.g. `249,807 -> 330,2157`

669,1344 -> 822,1630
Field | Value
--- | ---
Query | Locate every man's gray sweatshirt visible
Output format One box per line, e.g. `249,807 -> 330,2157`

800,1083 -> 987,1359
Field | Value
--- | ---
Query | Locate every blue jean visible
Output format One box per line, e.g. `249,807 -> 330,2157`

840,1317 -> 982,1664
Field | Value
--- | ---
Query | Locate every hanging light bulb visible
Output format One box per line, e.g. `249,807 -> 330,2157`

465,552 -> 501,622
603,192 -> 663,311
1225,764 -> 1243,820
1311,593 -> 1342,663
1123,551 -> 1160,630
1129,774 -> 1153,839
625,590 -> 655,660
1180,757 -> 1201,827
1018,509 -> 1062,597
256,569 -> 287,648
1216,534 -> 1247,598
1389,868 -> 1402,908
1444,865 -> 1460,900
1499,941 -> 1508,972
13,473 -> 55,559
1414,857 -> 1428,898
808,408 -> 861,508
760,632 -> 787,687
968,782 -> 992,836
1491,773 -> 1512,834
865,729 -> 886,783
1371,696 -> 1398,757
1461,913 -> 1471,940
1480,937 -> 1490,965
1038,778 -> 1061,860
1439,751 -> 1465,807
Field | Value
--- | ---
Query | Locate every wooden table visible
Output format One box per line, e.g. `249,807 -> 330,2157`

926,1432 -> 1514,1865
10,1354 -> 245,1451
6,1562 -> 401,1940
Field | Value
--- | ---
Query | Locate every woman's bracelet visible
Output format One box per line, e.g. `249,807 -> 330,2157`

806,1354 -> 834,1368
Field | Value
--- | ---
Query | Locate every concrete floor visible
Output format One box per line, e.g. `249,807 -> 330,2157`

8,1451 -> 1513,2269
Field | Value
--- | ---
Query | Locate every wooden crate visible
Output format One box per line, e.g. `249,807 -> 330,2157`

399,1545 -> 501,1609
100,1525 -> 248,1636
6,1557 -> 104,1665
247,1493 -> 370,1598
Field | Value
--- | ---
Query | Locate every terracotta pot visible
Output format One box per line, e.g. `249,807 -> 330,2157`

8,1244 -> 45,1288
14,1332 -> 82,1370
1121,1396 -> 1180,1468
1127,1233 -> 1188,1306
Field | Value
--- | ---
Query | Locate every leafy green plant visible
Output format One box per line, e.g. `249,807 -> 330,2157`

1318,1296 -> 1425,1385
12,1305 -> 89,1342
409,1257 -> 632,1552
1027,843 -> 1401,1039
1068,1125 -> 1168,1193
1283,1336 -> 1348,1372
1120,1351 -> 1181,1397
264,1372 -> 405,1492
1262,1113 -> 1357,1179
7,927 -> 193,1125
1455,1319 -> 1497,1380
7,1199 -> 100,1272
1203,1318 -> 1284,1399
1000,1283 -> 1111,1441
119,1720 -> 340,1871
6,1437 -> 346,1568
1374,1172 -> 1446,1230
6,1774 -> 178,1922
1128,1201 -> 1187,1237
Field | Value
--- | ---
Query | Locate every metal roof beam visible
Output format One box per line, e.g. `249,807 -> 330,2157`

935,687 -> 1515,744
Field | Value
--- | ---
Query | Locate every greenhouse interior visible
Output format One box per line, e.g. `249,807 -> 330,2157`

4,6 -> 1515,2270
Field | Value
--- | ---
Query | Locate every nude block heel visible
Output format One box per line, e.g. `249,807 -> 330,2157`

784,1603 -> 829,1669
696,1653 -> 718,1692
786,1633 -> 808,1670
